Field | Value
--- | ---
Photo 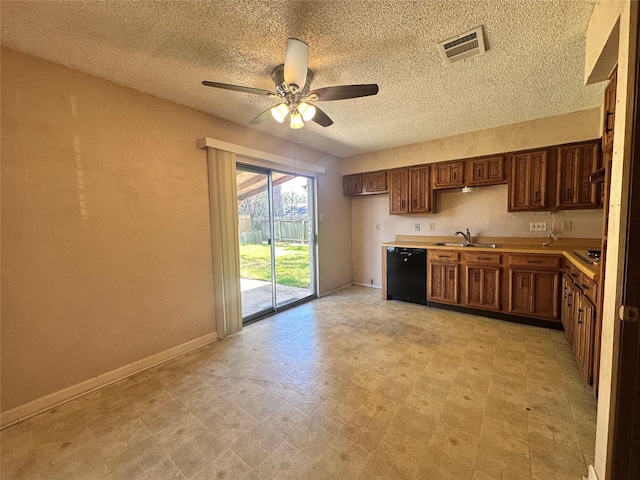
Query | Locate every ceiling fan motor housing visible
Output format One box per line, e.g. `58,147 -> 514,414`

272,64 -> 314,97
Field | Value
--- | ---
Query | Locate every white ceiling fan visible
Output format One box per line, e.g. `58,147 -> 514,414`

202,38 -> 379,129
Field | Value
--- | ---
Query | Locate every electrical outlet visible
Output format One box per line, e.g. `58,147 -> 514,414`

414,223 -> 420,231
375,222 -> 381,231
429,223 -> 436,231
530,221 -> 547,232
562,220 -> 573,232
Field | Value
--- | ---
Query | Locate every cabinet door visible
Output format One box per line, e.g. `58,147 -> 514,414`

469,156 -> 505,186
433,162 -> 464,189
533,271 -> 561,320
602,69 -> 617,152
409,166 -> 432,213
561,275 -> 576,343
509,150 -> 548,211
428,263 -> 459,304
574,294 -> 595,384
343,174 -> 363,195
556,142 -> 601,209
465,266 -> 501,311
389,169 -> 408,214
509,270 -> 533,314
364,171 -> 388,193
508,269 -> 560,320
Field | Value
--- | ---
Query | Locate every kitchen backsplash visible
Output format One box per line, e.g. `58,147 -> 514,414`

351,184 -> 603,286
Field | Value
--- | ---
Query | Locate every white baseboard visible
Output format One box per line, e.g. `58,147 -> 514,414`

354,282 -> 382,289
318,282 -> 354,297
1,332 -> 218,429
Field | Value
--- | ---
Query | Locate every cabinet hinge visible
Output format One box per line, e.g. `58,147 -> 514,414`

619,305 -> 639,322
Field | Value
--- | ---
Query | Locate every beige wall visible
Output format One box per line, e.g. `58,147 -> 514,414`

0,48 -> 351,414
345,112 -> 604,286
342,108 -> 602,175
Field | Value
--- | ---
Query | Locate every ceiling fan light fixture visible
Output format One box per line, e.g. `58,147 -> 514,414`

298,102 -> 316,122
290,111 -> 304,129
284,38 -> 308,93
271,103 -> 289,123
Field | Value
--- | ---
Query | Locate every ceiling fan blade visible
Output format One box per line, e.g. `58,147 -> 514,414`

202,81 -> 273,96
311,106 -> 333,127
310,84 -> 379,101
249,107 -> 274,125
284,38 -> 308,92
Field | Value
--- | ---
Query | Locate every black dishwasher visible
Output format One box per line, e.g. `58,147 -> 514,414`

386,247 -> 427,305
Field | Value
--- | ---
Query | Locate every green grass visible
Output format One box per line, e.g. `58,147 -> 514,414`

239,244 -> 310,288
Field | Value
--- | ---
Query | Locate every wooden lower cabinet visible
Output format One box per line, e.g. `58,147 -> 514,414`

562,258 -> 598,386
465,266 -> 501,310
508,269 -> 561,321
574,293 -> 596,384
561,274 -> 578,344
427,251 -> 459,304
464,252 -> 502,310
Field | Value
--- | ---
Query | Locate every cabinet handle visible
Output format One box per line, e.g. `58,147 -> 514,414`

478,256 -> 490,260
401,200 -> 406,209
581,284 -> 589,289
571,273 -> 578,277
578,307 -> 584,323
605,111 -> 614,133
449,270 -> 454,279
528,260 -> 542,264
566,188 -> 572,200
412,199 -> 417,208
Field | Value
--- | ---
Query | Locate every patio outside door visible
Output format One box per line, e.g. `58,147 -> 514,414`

236,164 -> 316,322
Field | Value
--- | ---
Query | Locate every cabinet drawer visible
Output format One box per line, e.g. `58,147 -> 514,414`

464,252 -> 502,265
564,260 -> 581,281
429,251 -> 460,263
580,276 -> 598,304
509,254 -> 562,269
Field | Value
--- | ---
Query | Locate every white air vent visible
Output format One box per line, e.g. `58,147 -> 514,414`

438,26 -> 486,65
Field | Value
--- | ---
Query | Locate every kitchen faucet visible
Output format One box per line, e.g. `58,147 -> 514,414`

455,228 -> 471,245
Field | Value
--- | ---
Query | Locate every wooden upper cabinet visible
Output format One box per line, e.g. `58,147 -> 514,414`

343,174 -> 363,195
408,166 -> 433,213
364,171 -> 388,194
389,168 -> 409,214
467,155 -> 506,186
556,141 -> 601,210
508,150 -> 548,211
433,161 -> 465,189
602,68 -> 617,153
344,171 -> 387,196
388,165 -> 434,215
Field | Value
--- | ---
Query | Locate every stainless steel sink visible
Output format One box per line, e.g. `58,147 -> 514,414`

433,242 -> 501,248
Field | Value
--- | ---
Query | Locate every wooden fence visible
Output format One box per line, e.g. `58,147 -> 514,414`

238,215 -> 310,244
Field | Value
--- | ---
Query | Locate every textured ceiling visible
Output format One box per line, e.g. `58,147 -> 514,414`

1,0 -> 604,158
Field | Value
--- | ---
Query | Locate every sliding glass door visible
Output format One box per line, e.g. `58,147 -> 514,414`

236,164 -> 316,322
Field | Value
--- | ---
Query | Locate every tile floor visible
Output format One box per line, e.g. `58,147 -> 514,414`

1,286 -> 597,480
